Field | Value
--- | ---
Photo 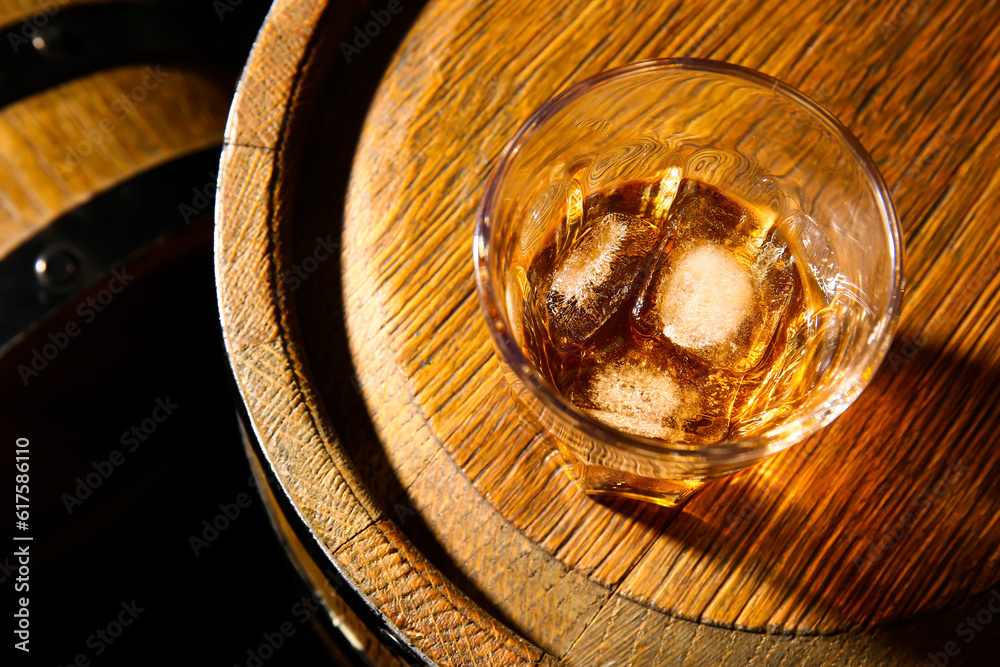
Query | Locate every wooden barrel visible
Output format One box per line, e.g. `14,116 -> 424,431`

0,0 -> 237,247
0,0 -> 234,570
217,0 -> 1000,664
0,0 -> 237,351
0,2 -> 401,662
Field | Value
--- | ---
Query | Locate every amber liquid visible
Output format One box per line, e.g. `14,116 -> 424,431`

520,174 -> 834,444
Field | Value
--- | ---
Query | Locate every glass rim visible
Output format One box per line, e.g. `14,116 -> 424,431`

473,57 -> 904,467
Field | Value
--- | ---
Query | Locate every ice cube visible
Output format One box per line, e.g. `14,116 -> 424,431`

541,212 -> 660,346
658,244 -> 753,350
583,360 -> 694,441
666,178 -> 778,251
629,179 -> 794,372
650,167 -> 682,225
551,214 -> 628,306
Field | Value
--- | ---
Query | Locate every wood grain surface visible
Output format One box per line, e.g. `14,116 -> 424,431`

218,1 -> 560,664
0,64 -> 230,259
216,0 -> 1000,664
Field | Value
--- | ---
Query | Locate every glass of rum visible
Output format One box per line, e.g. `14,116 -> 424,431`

474,59 -> 903,506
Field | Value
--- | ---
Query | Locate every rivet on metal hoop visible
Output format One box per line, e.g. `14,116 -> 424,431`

34,245 -> 83,289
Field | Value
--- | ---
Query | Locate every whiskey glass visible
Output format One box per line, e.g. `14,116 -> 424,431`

473,59 -> 903,506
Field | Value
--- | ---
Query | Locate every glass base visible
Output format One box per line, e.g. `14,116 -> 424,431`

510,388 -> 709,507
549,437 -> 706,507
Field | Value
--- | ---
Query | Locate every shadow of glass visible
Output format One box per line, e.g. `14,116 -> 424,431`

620,339 -> 1000,659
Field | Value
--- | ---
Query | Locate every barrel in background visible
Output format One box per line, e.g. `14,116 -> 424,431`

0,2 -> 374,664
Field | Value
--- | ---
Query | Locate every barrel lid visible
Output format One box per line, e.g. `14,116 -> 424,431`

216,0 -> 1000,663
